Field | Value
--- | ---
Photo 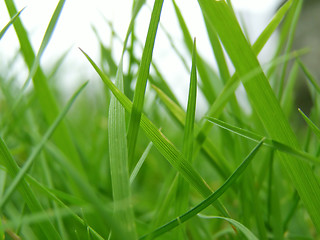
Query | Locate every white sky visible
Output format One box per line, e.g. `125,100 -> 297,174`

0,0 -> 282,113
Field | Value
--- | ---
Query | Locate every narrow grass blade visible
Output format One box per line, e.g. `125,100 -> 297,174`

297,58 -> 320,95
0,7 -> 24,40
4,0 -> 85,175
127,0 -> 164,170
298,109 -> 320,140
198,215 -> 259,240
206,117 -> 320,164
197,1 -> 320,231
80,49 -> 229,216
108,58 -> 137,239
24,0 -> 66,90
130,142 -> 153,184
139,139 -> 264,240
0,139 -> 61,239
0,81 -> 88,209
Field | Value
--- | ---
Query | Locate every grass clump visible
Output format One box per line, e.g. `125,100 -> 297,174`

1,0 -> 320,239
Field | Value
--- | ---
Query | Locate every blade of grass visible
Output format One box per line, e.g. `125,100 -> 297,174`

4,0 -> 85,175
127,0 -> 164,170
80,49 -> 229,217
297,58 -> 320,95
0,81 -> 88,210
139,139 -> 264,240
298,109 -> 320,140
108,58 -> 137,239
198,215 -> 259,240
0,7 -> 24,40
198,1 -> 320,231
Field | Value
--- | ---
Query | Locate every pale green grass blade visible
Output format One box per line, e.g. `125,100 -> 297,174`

127,0 -> 164,169
0,139 -> 61,239
130,142 -> 153,184
80,49 -> 229,216
298,109 -> 320,140
108,58 -> 137,239
139,139 -> 264,239
0,7 -> 24,40
4,0 -> 85,175
297,58 -> 320,95
206,117 -> 320,164
197,1 -> 320,231
198,215 -> 259,240
24,0 -> 66,90
0,81 -> 88,210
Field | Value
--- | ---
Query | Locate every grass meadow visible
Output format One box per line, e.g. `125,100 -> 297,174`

1,0 -> 320,239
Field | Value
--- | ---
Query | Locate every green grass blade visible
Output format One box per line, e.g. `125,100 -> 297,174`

80,49 -> 229,216
0,81 -> 88,210
139,139 -> 264,240
206,117 -> 320,164
198,215 -> 259,240
4,0 -> 85,175
108,58 -> 137,239
297,58 -> 320,95
298,109 -> 320,140
127,0 -> 164,170
0,139 -> 61,240
197,1 -> 320,231
0,7 -> 24,40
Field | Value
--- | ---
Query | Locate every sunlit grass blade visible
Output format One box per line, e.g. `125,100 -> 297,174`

0,7 -> 24,40
0,139 -> 61,239
298,109 -> 320,140
108,58 -> 137,239
0,81 -> 88,210
197,1 -> 320,231
206,117 -> 320,164
139,139 -> 264,240
80,49 -> 229,216
4,0 -> 85,175
198,215 -> 259,240
127,0 -> 164,170
130,142 -> 153,184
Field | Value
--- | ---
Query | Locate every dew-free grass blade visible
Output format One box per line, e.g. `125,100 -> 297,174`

297,58 -> 320,95
127,0 -> 164,170
0,7 -> 24,40
4,0 -> 85,175
298,109 -> 320,140
80,49 -> 229,217
206,117 -> 320,164
0,81 -> 88,210
139,139 -> 264,240
108,58 -> 137,239
197,1 -> 320,231
198,215 -> 259,240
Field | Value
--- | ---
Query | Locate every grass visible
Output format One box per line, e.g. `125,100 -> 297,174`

1,0 -> 320,239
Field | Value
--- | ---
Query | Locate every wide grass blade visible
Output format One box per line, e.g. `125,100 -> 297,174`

0,81 -> 88,210
0,7 -> 24,40
197,0 -> 320,231
80,49 -> 229,216
108,58 -> 137,239
139,139 -> 264,240
127,0 -> 164,170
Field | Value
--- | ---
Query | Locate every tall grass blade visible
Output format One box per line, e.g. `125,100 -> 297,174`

108,58 -> 137,239
139,139 -> 264,239
197,0 -> 320,231
0,7 -> 24,40
127,0 -> 164,170
297,58 -> 320,95
298,109 -> 320,140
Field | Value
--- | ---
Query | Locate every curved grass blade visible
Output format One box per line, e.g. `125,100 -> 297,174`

127,0 -> 164,170
206,117 -> 320,164
298,109 -> 320,140
197,1 -> 320,231
139,139 -> 264,240
198,215 -> 259,240
80,49 -> 229,217
0,81 -> 88,210
296,58 -> 320,95
109,58 -> 137,239
0,7 -> 24,40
